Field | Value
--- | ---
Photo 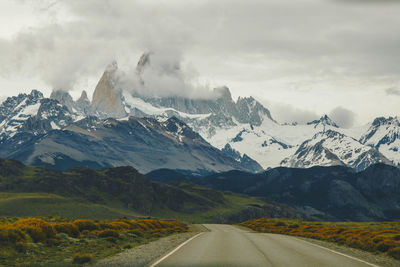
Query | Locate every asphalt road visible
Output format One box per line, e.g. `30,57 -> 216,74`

155,224 -> 375,267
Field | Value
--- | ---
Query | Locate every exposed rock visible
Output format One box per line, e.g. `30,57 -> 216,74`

91,61 -> 127,118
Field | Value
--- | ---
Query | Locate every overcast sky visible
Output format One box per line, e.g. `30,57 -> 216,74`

0,0 -> 399,127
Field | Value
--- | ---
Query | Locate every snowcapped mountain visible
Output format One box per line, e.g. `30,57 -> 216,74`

1,53 -> 400,172
0,90 -> 75,139
0,114 -> 262,173
307,114 -> 339,129
281,130 -> 391,171
360,117 -> 400,166
0,88 -> 263,173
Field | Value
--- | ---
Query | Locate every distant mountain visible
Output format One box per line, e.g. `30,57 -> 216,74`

0,90 -> 75,138
307,114 -> 339,129
0,158 -> 301,223
79,53 -> 387,171
360,117 -> 400,166
2,52 -> 400,172
0,105 -> 263,173
281,130 -> 391,171
149,163 -> 400,221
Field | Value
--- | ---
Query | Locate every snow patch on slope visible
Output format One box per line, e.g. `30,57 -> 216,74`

123,92 -> 212,120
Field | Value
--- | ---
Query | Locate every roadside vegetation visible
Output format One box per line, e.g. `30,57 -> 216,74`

0,216 -> 188,266
240,218 -> 400,260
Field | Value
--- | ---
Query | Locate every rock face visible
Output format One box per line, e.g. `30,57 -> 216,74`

91,61 -> 127,118
76,90 -> 91,114
50,90 -> 76,113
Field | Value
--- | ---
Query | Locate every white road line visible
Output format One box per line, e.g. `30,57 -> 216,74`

150,232 -> 204,267
294,237 -> 380,267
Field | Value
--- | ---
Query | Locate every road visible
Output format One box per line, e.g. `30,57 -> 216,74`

155,224 -> 375,267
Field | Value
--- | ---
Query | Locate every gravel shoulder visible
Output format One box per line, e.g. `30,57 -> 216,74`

92,224 -> 206,267
295,236 -> 400,267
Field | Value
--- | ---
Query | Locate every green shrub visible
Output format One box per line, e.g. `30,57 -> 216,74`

388,247 -> 400,260
73,219 -> 99,231
377,240 -> 398,252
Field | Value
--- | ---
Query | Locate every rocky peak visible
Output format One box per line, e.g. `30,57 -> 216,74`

371,116 -> 400,127
50,90 -> 75,112
136,52 -> 152,74
0,90 -> 43,121
91,62 -> 126,119
29,90 -> 44,100
105,60 -> 118,74
214,86 -> 232,100
236,96 -> 275,125
75,90 -> 91,114
307,115 -> 339,129
77,90 -> 89,103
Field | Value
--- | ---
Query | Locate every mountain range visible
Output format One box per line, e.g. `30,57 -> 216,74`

0,53 -> 400,173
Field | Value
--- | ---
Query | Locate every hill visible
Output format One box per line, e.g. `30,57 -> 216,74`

0,159 -> 300,223
146,164 -> 400,222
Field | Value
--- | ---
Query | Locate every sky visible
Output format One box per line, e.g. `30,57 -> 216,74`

0,0 -> 399,127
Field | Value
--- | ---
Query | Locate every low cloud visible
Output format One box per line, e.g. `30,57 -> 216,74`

117,51 -> 216,99
329,106 -> 356,128
265,102 -> 319,124
386,87 -> 400,96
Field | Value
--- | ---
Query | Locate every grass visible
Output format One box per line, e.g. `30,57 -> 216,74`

0,193 -> 142,220
152,192 -> 268,223
0,216 -> 188,266
240,218 -> 400,260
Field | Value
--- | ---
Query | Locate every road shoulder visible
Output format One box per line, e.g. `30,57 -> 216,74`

93,224 -> 205,267
295,236 -> 400,267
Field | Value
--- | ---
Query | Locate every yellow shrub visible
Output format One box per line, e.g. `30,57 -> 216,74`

0,225 -> 26,243
13,218 -> 55,243
54,222 -> 80,238
104,221 -> 130,230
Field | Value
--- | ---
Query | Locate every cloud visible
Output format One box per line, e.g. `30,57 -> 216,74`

261,101 -> 319,124
0,0 -> 201,94
116,50 -> 215,99
0,0 -> 400,120
329,106 -> 356,128
386,87 -> 400,96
